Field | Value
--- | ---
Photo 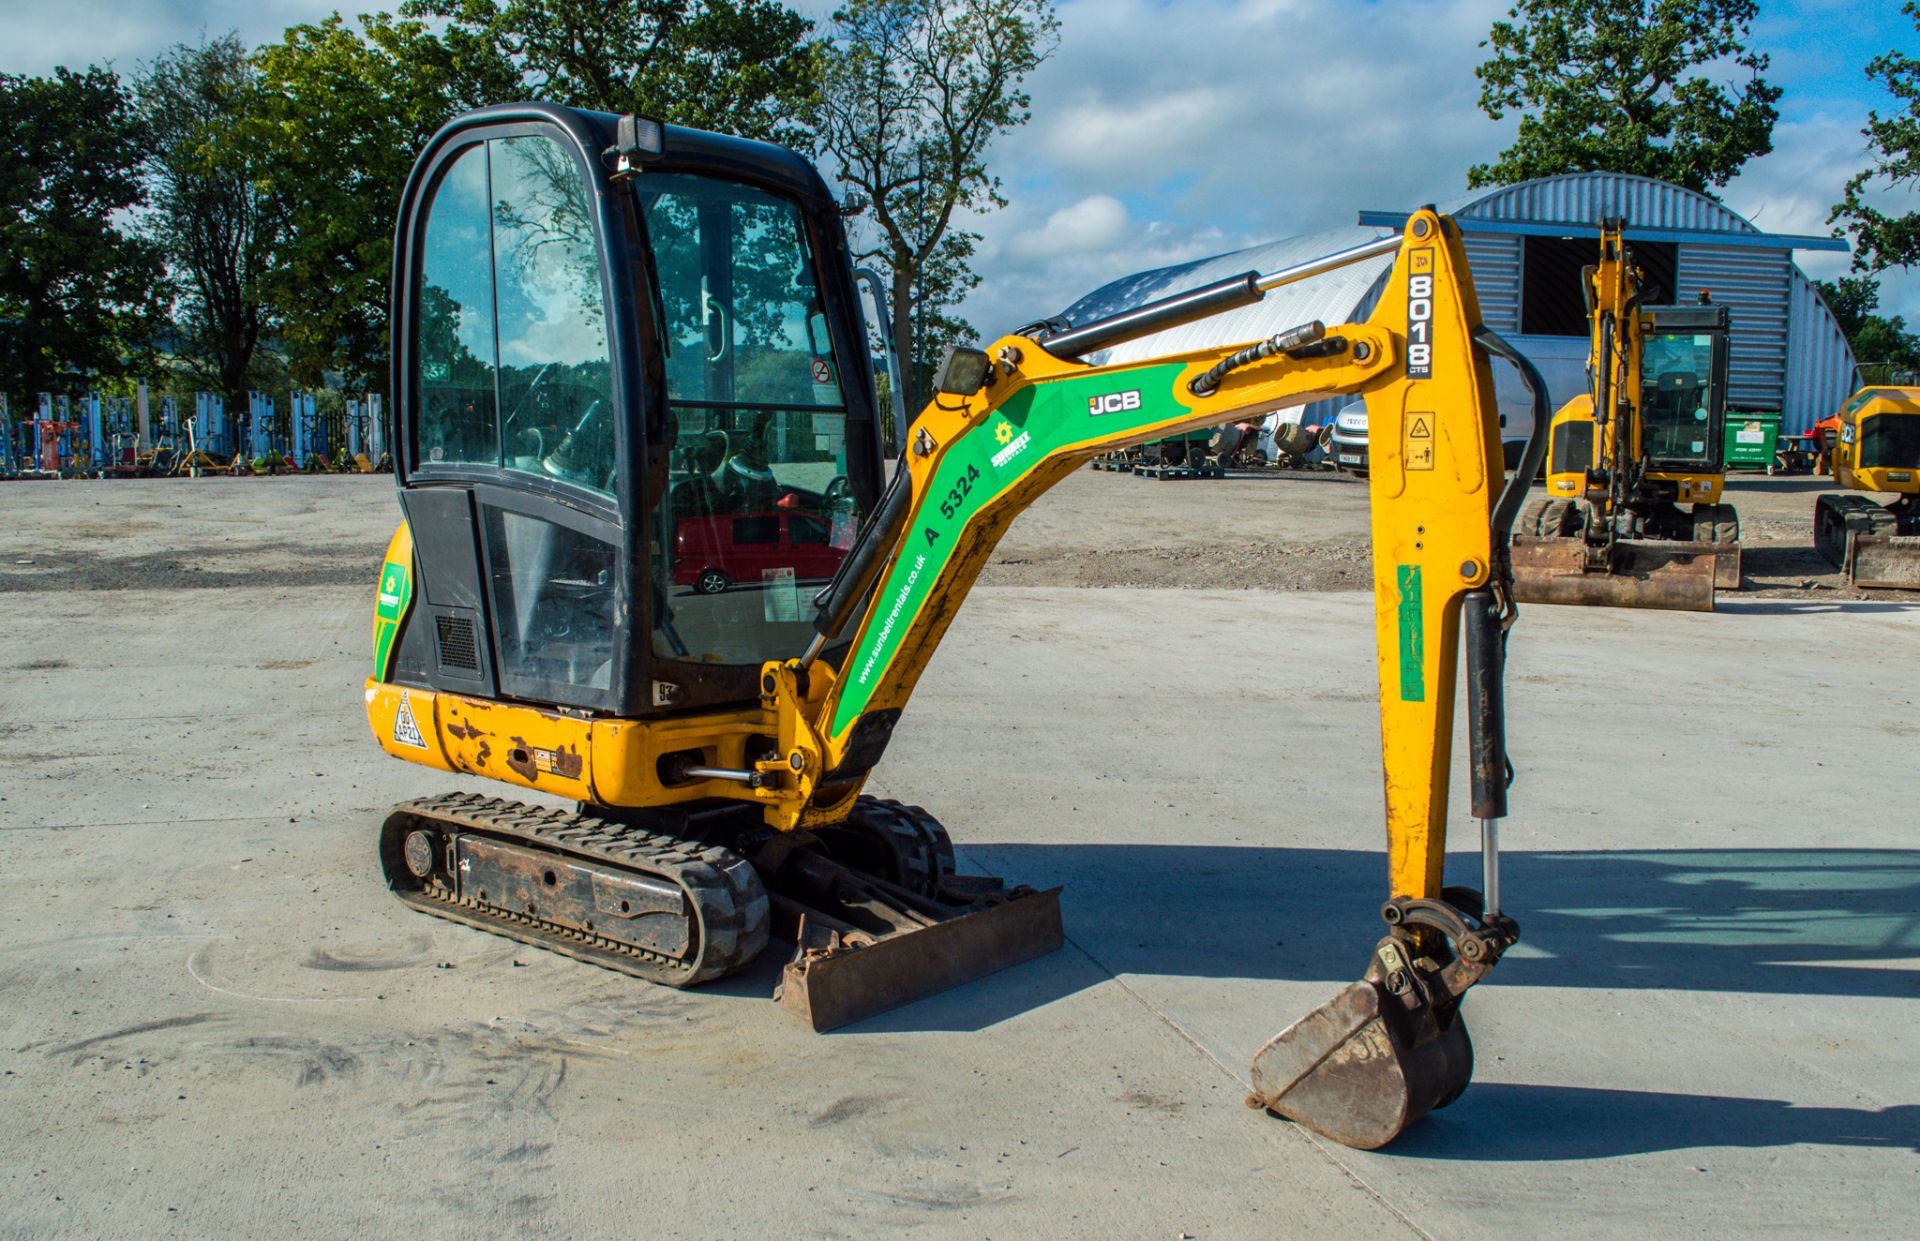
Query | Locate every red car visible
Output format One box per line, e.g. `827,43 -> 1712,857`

672,511 -> 846,595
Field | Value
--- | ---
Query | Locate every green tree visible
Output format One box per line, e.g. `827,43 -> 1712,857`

1469,0 -> 1781,192
1831,2 -> 1920,273
246,14 -> 463,387
249,3 -> 822,388
0,67 -> 168,407
813,0 -> 1058,408
1817,275 -> 1920,382
137,34 -> 282,415
400,0 -> 823,144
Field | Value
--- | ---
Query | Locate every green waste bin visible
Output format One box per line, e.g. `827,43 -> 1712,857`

1723,412 -> 1781,471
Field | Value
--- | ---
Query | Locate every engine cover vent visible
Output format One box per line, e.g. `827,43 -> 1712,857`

434,613 -> 480,673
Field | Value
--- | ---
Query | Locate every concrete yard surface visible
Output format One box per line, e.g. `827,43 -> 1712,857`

0,477 -> 1916,1239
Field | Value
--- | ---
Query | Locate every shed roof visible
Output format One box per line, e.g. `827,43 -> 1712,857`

1059,172 -> 1849,373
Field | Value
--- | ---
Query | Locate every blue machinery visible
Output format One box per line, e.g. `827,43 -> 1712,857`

2,386 -> 388,479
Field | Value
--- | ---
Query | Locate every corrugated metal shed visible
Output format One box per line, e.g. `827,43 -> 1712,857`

1787,269 -> 1860,431
1677,244 -> 1792,412
1453,173 -> 1759,237
1059,171 -> 1861,440
1461,233 -> 1521,334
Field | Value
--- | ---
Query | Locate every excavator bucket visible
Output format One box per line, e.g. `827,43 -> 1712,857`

754,833 -> 1064,1032
1816,499 -> 1920,589
1248,978 -> 1472,1150
778,886 -> 1064,1031
1509,535 -> 1721,611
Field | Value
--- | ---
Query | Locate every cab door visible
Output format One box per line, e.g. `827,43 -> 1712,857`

393,117 -> 639,715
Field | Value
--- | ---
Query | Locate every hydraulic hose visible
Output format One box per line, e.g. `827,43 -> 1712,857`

1472,325 -> 1551,546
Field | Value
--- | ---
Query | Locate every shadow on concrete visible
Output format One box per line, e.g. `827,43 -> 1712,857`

1722,596 -> 1920,615
1723,477 -> 1843,496
843,844 -> 1920,1033
1396,1084 -> 1920,1159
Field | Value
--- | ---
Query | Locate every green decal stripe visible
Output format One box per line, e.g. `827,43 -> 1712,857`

1396,564 -> 1425,703
373,557 -> 414,680
830,363 -> 1189,736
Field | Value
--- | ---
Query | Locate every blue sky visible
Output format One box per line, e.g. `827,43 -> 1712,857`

4,0 -> 1915,333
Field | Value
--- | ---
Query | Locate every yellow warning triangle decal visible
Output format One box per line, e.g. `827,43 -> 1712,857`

1409,416 -> 1432,439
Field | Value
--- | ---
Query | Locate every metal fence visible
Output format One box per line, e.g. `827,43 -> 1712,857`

1,382 -> 388,479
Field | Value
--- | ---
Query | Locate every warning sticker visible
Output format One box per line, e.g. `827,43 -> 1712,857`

1404,412 -> 1435,471
393,691 -> 427,749
811,358 -> 833,385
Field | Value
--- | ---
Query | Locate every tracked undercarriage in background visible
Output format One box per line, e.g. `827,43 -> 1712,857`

363,102 -> 1543,1149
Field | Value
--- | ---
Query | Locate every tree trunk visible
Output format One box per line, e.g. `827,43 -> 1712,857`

890,265 -> 918,416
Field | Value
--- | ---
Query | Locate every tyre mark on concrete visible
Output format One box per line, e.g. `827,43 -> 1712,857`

48,1012 -> 223,1055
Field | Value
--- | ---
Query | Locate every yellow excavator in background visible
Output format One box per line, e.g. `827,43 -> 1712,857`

1815,385 -> 1920,588
361,104 -> 1550,1150
1511,219 -> 1739,611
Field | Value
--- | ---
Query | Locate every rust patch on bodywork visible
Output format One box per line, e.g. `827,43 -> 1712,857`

507,737 -> 538,782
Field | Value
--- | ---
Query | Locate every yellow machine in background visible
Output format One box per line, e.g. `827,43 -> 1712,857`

1511,219 -> 1738,610
1815,385 -> 1920,588
362,104 -> 1552,1150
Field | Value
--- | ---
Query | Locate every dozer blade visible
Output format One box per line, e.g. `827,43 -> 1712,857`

1248,979 -> 1472,1150
777,886 -> 1063,1032
1509,535 -> 1719,611
1847,535 -> 1920,590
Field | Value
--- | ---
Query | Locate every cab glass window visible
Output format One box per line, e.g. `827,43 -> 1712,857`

1640,330 -> 1720,469
1860,411 -> 1920,469
415,145 -> 499,468
492,134 -> 616,495
637,173 -> 866,666
412,133 -> 614,496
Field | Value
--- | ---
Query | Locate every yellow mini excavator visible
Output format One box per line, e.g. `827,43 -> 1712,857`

362,104 -> 1550,1150
1511,219 -> 1738,610
1815,385 -> 1920,588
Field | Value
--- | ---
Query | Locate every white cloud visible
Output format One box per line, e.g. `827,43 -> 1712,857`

1005,194 -> 1132,259
0,1 -> 340,75
952,0 -> 1516,337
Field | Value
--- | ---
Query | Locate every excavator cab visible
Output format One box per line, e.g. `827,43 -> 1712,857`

1639,307 -> 1731,475
387,105 -> 885,722
1815,385 -> 1920,587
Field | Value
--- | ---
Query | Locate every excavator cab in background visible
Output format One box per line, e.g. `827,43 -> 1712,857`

1815,385 -> 1920,588
363,103 -> 1551,1150
1511,219 -> 1739,611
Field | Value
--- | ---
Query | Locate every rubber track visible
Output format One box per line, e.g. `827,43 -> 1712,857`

384,792 -> 769,987
849,798 -> 956,895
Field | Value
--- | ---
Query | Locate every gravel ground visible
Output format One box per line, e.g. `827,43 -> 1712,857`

0,467 -> 1886,600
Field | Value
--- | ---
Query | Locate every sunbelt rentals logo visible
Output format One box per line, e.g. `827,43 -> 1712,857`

990,417 -> 1030,469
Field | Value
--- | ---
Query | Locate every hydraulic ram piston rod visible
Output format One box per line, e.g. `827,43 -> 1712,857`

1039,233 -> 1405,361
